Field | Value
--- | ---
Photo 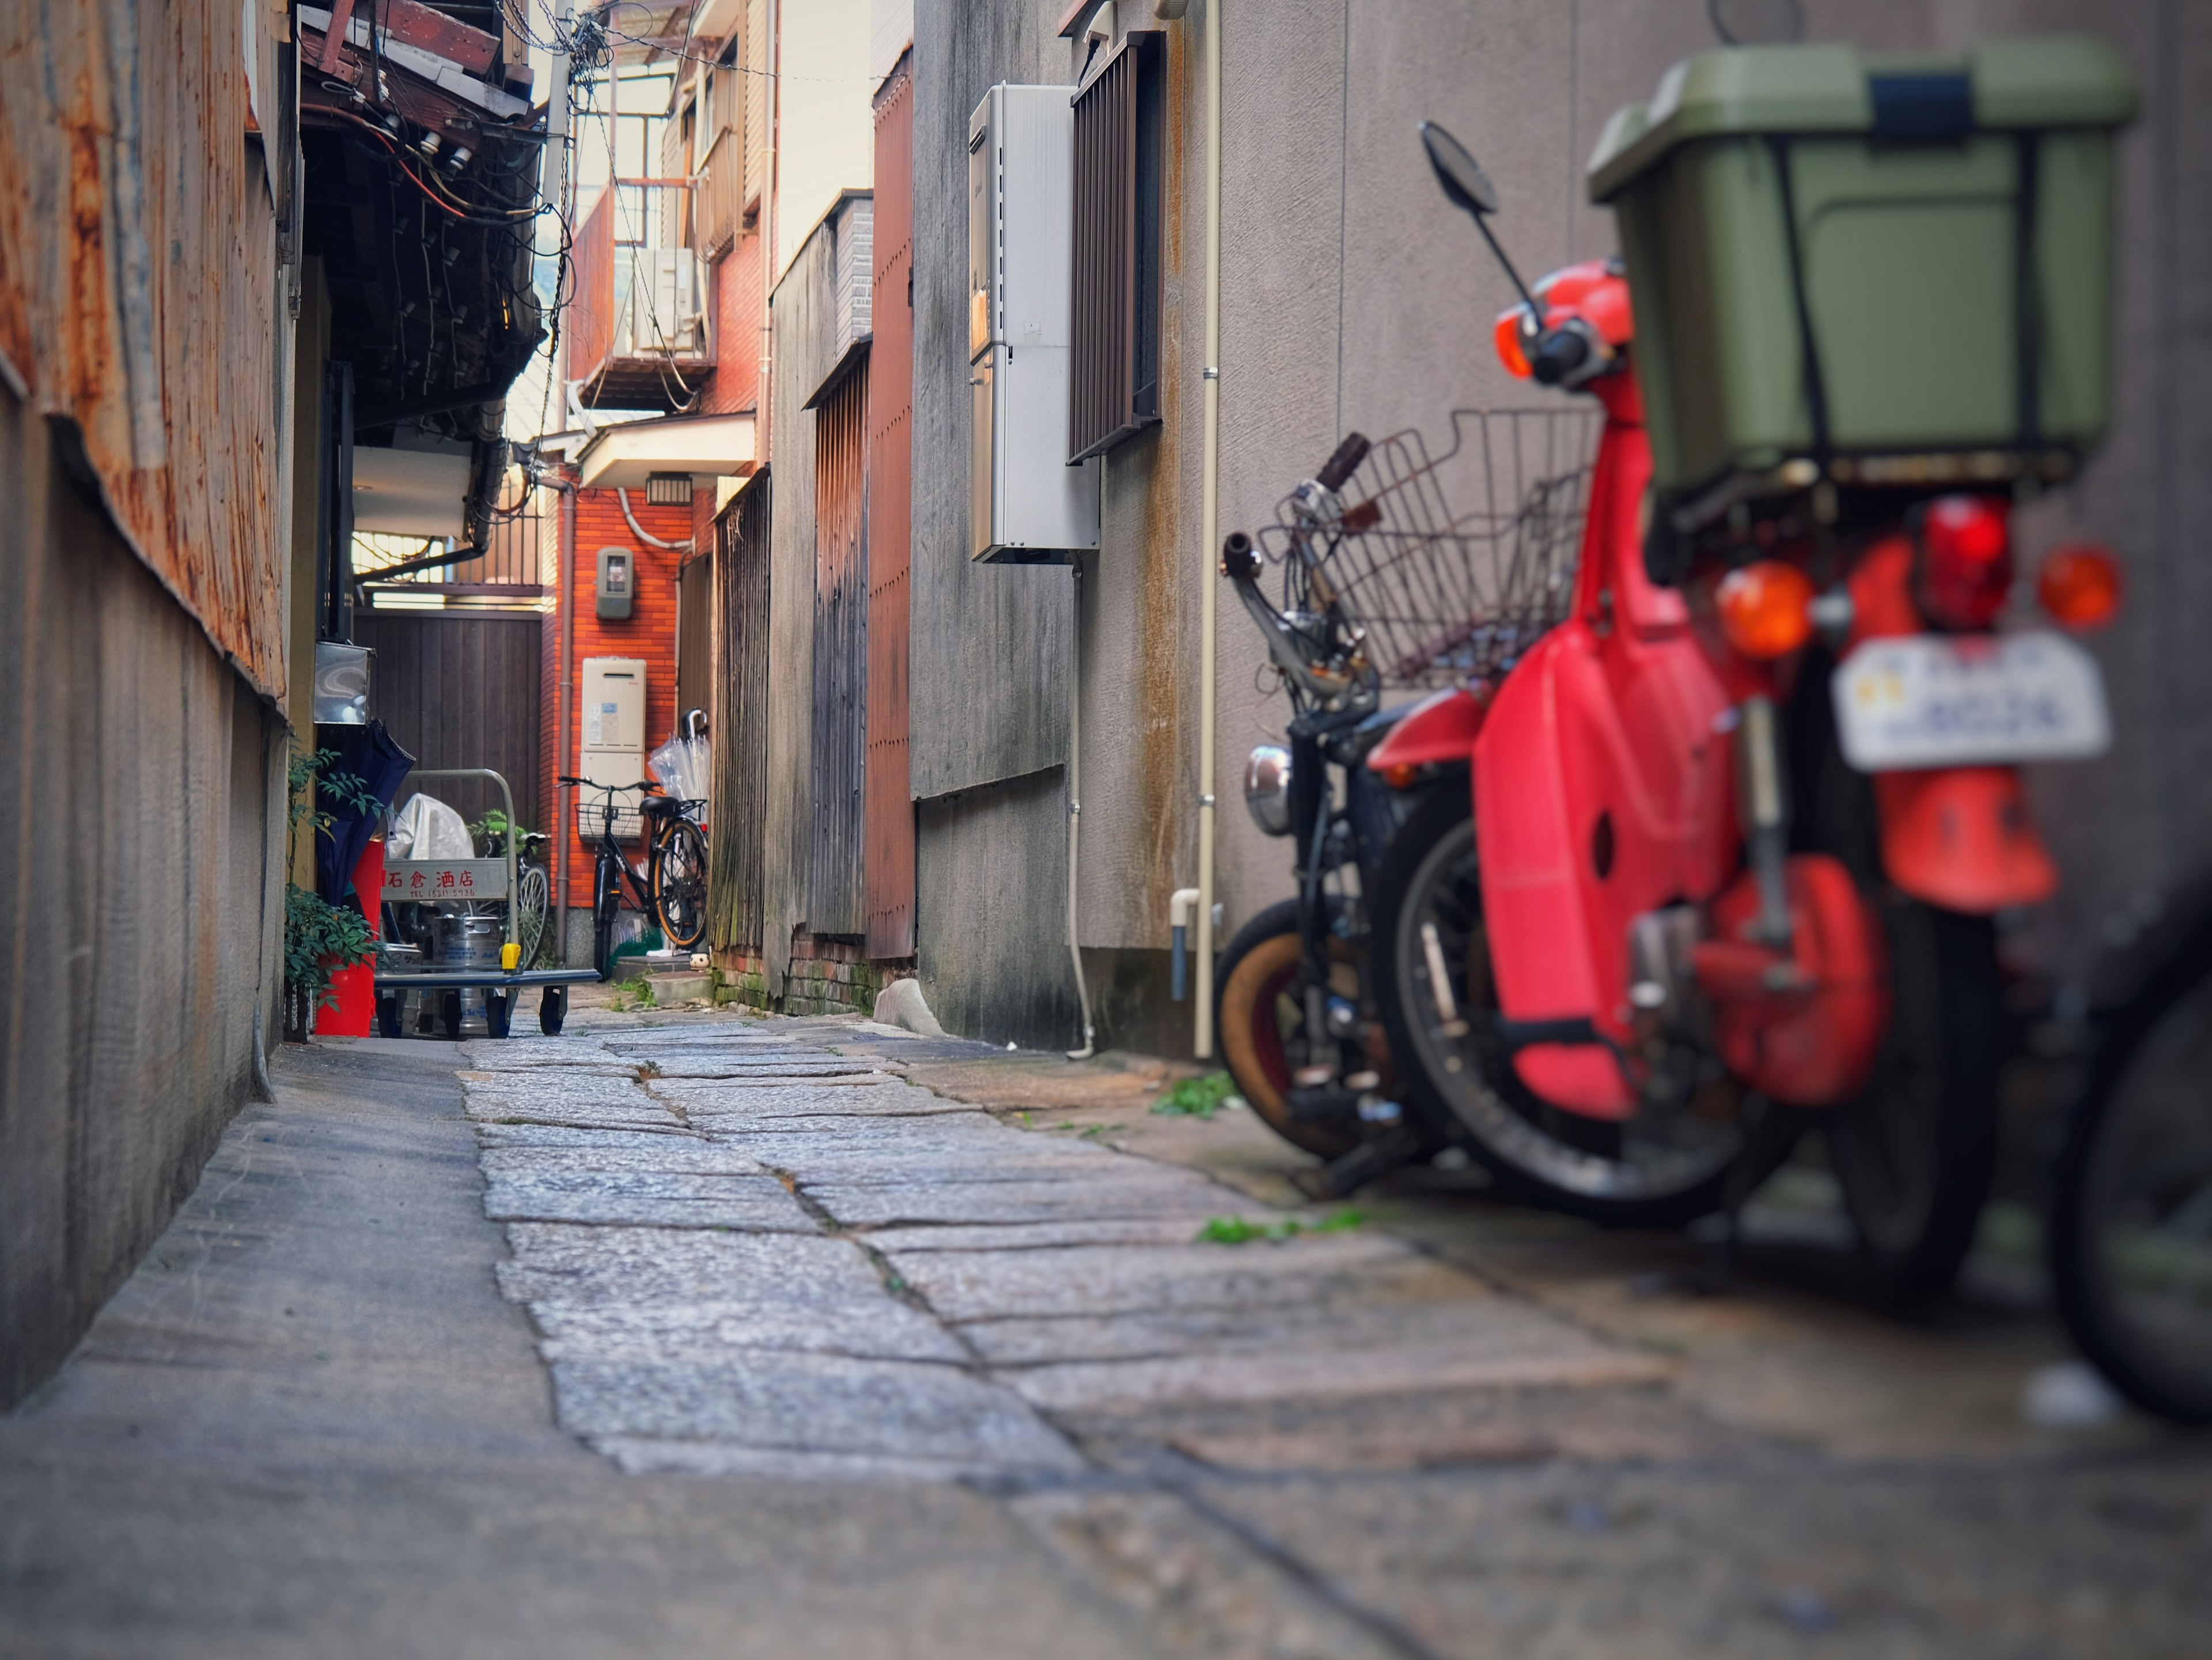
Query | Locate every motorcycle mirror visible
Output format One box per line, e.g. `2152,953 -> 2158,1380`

1419,122 -> 1499,217
1418,120 -> 1543,319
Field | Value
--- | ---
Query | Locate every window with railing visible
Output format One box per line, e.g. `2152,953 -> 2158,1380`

1069,31 -> 1165,462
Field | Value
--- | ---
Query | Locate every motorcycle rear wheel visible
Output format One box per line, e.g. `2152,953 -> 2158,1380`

1214,901 -> 1364,1162
2049,944 -> 2212,1424
1826,901 -> 2002,1296
1376,789 -> 1795,1227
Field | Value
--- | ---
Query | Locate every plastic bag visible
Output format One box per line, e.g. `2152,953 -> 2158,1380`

387,792 -> 475,862
649,733 -> 710,814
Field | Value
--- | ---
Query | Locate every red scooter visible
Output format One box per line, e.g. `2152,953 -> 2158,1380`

1361,127 -> 2122,1287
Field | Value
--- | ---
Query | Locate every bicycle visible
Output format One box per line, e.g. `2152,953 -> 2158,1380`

559,776 -> 709,979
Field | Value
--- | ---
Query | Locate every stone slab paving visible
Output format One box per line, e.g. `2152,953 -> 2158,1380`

442,1009 -> 2212,1657
458,1021 -> 1644,1492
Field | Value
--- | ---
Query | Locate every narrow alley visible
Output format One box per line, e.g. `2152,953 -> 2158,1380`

4,1005 -> 2203,1657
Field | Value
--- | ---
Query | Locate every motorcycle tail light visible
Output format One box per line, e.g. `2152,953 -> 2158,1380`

1919,495 -> 2013,630
1715,560 -> 1816,659
2036,544 -> 2123,630
1493,307 -> 1534,380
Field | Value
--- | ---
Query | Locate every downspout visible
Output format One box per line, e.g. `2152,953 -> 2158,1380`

1066,556 -> 1097,1060
1193,0 -> 1223,1058
556,478 -> 575,962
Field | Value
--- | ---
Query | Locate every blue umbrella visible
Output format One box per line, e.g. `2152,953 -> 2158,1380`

316,719 -> 415,911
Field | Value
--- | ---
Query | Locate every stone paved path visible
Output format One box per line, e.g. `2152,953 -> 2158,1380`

5,1014 -> 2207,1659
461,1023 -> 1658,1488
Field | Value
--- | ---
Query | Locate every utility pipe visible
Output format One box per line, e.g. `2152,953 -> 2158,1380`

1066,557 -> 1097,1060
1192,0 -> 1223,1057
555,477 -> 575,963
618,484 -> 695,552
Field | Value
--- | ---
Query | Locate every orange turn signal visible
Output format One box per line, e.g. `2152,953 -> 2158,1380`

2036,544 -> 2123,631
1494,307 -> 1534,380
1715,560 -> 1816,660
1381,763 -> 1421,790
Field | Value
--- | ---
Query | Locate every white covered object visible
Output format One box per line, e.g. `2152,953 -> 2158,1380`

387,792 -> 475,862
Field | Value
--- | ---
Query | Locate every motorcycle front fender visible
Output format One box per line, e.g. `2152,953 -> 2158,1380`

1874,766 -> 2058,914
1365,686 -> 1486,773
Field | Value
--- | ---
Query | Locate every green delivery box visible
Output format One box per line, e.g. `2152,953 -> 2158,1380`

1588,38 -> 2134,524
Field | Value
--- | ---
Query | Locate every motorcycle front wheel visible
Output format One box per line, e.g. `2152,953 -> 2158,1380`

1214,900 -> 1364,1162
1374,788 -> 1794,1228
2050,943 -> 2212,1424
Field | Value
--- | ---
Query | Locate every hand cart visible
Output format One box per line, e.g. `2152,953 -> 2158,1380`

373,767 -> 597,1038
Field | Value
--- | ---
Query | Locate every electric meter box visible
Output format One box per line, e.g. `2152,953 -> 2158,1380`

1589,37 -> 2135,519
969,83 -> 1101,564
578,657 -> 647,839
596,545 -> 635,620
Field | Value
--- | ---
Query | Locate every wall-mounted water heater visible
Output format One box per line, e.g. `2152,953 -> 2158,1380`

969,84 -> 1101,563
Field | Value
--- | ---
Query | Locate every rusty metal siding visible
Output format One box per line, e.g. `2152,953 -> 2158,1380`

810,358 -> 870,937
865,72 -> 916,960
0,0 -> 288,698
0,390 -> 284,1407
709,476 -> 772,952
351,611 -> 543,831
566,187 -> 618,390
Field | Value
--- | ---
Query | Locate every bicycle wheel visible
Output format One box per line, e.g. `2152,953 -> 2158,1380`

2052,948 -> 2212,1424
514,862 -> 551,969
593,857 -> 619,981
653,817 -> 709,951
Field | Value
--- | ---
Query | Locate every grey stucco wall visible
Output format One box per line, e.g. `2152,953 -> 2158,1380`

1206,0 -> 2212,983
0,391 -> 286,1406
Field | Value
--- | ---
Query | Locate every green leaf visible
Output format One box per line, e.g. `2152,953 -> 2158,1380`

1152,1072 -> 1238,1119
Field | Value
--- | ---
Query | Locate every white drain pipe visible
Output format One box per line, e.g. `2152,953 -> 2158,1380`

1066,557 -> 1097,1060
1192,0 -> 1224,1057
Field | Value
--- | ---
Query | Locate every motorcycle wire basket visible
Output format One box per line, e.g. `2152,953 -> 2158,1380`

1259,408 -> 1601,690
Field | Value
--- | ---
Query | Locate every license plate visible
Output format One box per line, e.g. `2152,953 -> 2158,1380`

1832,630 -> 2111,772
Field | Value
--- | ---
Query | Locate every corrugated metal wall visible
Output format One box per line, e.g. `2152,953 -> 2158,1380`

709,476 -> 772,953
0,0 -> 288,698
865,71 -> 917,960
810,360 -> 870,936
352,611 -> 543,831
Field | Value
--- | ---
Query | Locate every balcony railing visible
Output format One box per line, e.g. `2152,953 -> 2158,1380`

566,180 -> 713,412
695,126 -> 745,263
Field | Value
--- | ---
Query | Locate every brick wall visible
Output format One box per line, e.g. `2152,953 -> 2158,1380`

703,232 -> 764,419
713,931 -> 917,1018
556,485 -> 695,907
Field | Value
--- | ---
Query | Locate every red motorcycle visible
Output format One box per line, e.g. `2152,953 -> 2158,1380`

1358,126 -> 2122,1287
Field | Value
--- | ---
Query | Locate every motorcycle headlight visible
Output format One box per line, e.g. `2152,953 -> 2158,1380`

1244,746 -> 1293,837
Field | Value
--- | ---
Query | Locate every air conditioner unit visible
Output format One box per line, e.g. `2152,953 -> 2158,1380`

625,250 -> 702,356
969,84 -> 1100,564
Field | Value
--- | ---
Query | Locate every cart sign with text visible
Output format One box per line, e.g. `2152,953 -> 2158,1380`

382,859 -> 510,901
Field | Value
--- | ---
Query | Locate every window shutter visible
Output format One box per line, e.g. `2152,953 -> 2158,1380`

1068,31 -> 1165,463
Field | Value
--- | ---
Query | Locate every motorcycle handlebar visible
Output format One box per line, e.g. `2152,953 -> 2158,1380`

1316,432 -> 1370,491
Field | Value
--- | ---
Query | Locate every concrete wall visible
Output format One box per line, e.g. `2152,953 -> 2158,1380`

771,0 -> 876,289
0,391 -> 285,1407
1202,0 -> 2212,985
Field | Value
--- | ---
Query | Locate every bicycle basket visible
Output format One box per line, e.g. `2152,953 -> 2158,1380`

1259,409 -> 1600,689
